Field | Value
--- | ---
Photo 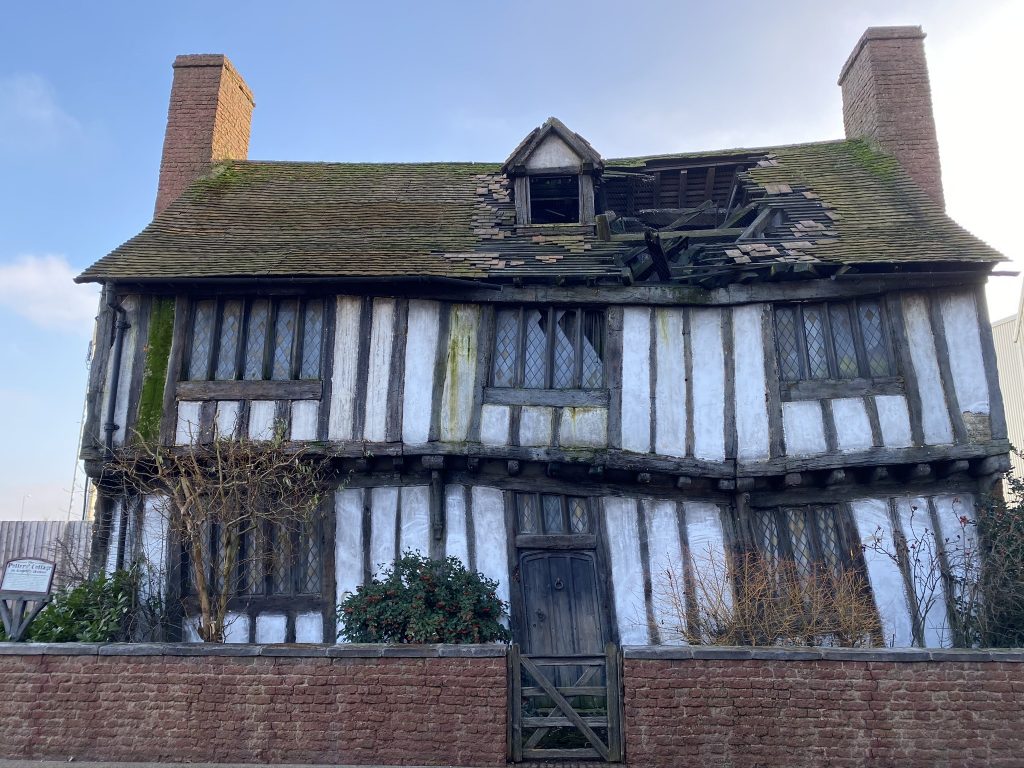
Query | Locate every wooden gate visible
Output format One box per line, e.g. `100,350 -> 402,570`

509,643 -> 623,763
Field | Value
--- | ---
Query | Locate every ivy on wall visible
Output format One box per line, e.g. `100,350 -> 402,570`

135,297 -> 175,443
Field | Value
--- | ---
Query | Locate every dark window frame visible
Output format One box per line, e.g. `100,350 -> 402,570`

491,306 -> 606,390
529,174 -> 580,224
745,504 -> 861,580
182,296 -> 325,383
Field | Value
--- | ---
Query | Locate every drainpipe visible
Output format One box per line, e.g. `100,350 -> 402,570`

102,288 -> 130,457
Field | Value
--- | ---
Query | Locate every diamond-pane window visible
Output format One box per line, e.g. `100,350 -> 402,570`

215,300 -> 242,380
802,307 -> 829,379
569,498 -> 589,533
752,510 -> 781,561
817,507 -> 843,576
300,300 -> 323,379
188,301 -> 216,380
271,300 -> 298,380
244,300 -> 270,380
785,508 -> 814,580
298,521 -> 322,594
542,495 -> 565,533
858,301 -> 891,377
517,494 -> 539,534
752,505 -> 856,584
493,310 -> 519,387
828,304 -> 859,378
775,299 -> 896,384
775,307 -> 802,381
553,310 -> 577,388
581,311 -> 604,387
523,309 -> 548,388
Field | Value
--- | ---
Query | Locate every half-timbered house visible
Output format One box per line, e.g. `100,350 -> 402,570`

78,27 -> 1009,652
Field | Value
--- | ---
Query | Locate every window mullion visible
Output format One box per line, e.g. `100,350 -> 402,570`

292,299 -> 306,380
207,299 -> 224,382
794,306 -> 810,380
516,307 -> 525,387
546,307 -> 555,389
820,304 -> 839,380
263,300 -> 279,381
849,300 -> 871,378
234,298 -> 250,381
574,308 -> 584,388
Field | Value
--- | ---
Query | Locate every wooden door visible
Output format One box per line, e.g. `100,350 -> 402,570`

520,550 -> 606,656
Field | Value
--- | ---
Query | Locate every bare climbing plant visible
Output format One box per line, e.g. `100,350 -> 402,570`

106,427 -> 331,642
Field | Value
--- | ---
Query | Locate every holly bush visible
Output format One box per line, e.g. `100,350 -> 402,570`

338,552 -> 510,643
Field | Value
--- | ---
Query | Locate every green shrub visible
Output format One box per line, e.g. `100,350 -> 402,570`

339,552 -> 510,644
19,569 -> 138,643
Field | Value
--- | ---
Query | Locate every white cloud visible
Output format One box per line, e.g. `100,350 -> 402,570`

0,255 -> 99,335
0,73 -> 81,154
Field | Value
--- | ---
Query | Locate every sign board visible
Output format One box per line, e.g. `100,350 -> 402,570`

1,558 -> 55,595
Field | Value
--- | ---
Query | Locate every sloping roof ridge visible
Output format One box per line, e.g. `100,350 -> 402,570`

608,137 -> 849,166
224,158 -> 502,168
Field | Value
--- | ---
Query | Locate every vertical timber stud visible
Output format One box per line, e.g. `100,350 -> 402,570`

429,470 -> 445,560
606,641 -> 624,762
468,305 -> 495,443
428,303 -> 452,443
124,295 -> 153,444
887,293 -> 925,447
322,493 -> 338,642
510,643 -> 523,763
317,295 -> 337,441
636,500 -> 660,645
385,298 -> 409,443
606,306 -> 624,449
159,296 -> 190,446
974,284 -> 1008,440
683,308 -> 696,457
351,297 -> 374,441
760,304 -> 785,458
723,308 -> 737,459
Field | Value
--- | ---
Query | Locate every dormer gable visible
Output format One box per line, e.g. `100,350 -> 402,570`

503,117 -> 603,226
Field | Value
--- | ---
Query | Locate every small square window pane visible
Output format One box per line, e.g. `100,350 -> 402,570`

828,304 -> 859,379
581,311 -> 604,387
214,300 -> 243,380
517,494 -> 538,534
542,495 -> 565,533
785,508 -> 814,580
244,300 -> 270,380
817,506 -> 844,576
523,308 -> 548,388
271,300 -> 298,380
187,300 -> 216,380
569,498 -> 590,533
858,301 -> 891,377
297,519 -> 322,594
752,510 -> 781,562
300,300 -> 324,379
553,310 -> 578,388
775,307 -> 802,381
493,310 -> 519,387
802,307 -> 829,379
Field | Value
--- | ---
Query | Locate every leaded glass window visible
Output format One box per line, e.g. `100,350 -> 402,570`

185,297 -> 325,381
774,299 -> 894,382
491,307 -> 605,389
516,493 -> 593,535
749,505 -> 853,581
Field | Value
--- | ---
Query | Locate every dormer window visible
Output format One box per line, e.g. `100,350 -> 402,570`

502,117 -> 603,227
530,175 -> 580,224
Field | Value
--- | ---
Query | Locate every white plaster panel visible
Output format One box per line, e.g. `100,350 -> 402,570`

247,400 -> 277,441
215,401 -> 241,438
400,485 -> 431,556
876,395 -> 913,448
683,502 -> 732,613
364,298 -> 396,442
644,500 -> 686,645
104,499 -> 122,576
369,487 -> 399,577
940,292 -> 989,415
402,300 -> 441,444
328,296 -> 363,440
472,487 -> 510,611
439,305 -> 480,442
782,400 -> 827,456
295,612 -> 324,643
174,401 -> 202,445
933,493 -> 979,586
524,133 -> 581,169
654,308 -> 687,457
902,295 -> 954,445
603,496 -> 649,645
335,488 -> 365,604
559,407 -> 608,448
224,612 -> 251,644
444,485 -> 469,566
733,305 -> 771,462
255,613 -> 287,644
519,406 -> 553,447
832,398 -> 874,453
111,295 -> 139,447
851,498 -> 914,648
895,496 -> 950,647
691,308 -> 726,461
621,307 -> 651,453
290,401 -> 319,441
479,404 -> 511,446
139,496 -> 169,601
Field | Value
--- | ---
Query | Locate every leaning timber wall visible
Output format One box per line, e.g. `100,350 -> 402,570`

1,644 -> 1022,767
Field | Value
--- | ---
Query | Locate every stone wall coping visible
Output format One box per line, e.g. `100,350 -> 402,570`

0,642 -> 508,659
622,645 -> 1024,663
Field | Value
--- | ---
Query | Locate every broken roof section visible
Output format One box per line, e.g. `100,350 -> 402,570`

77,135 -> 1003,288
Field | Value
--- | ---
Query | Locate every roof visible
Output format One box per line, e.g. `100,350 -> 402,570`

77,138 -> 1004,286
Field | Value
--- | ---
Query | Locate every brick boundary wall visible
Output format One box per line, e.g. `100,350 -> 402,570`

2,644 -> 1024,766
0,643 -> 507,766
624,646 -> 1024,768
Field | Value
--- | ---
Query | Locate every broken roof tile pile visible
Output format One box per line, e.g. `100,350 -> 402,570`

78,139 -> 1002,286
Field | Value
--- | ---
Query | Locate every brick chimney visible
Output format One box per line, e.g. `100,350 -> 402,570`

838,26 -> 943,207
154,54 -> 254,216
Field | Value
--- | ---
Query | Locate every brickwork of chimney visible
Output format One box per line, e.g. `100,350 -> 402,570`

838,26 -> 944,208
154,54 -> 254,217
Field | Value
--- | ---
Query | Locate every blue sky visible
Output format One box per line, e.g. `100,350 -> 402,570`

0,0 -> 1019,519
